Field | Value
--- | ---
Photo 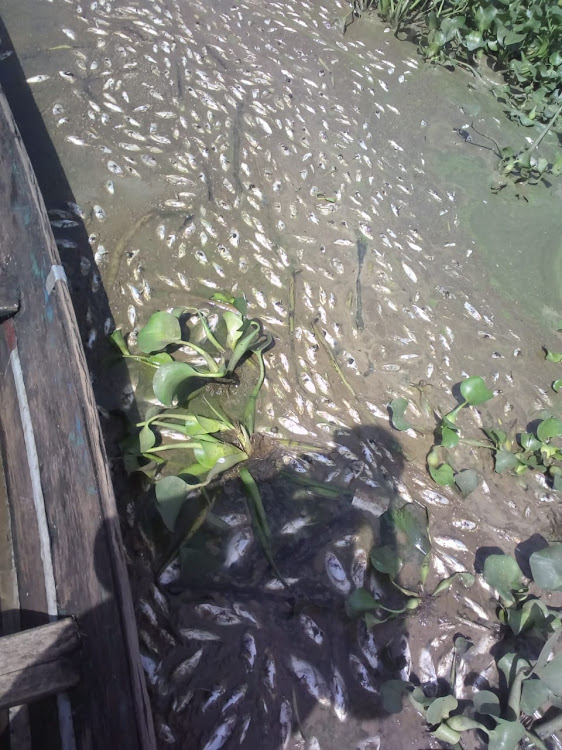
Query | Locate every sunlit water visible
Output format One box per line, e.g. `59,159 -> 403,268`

1,0 -> 561,747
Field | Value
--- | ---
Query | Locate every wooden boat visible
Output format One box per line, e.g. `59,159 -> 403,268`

0,85 -> 155,748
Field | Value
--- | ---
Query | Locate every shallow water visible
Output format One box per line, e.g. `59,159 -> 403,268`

1,0 -> 562,747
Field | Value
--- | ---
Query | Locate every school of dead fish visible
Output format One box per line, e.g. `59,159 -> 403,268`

7,0 -> 560,745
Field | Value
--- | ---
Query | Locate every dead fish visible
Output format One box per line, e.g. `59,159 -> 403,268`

202,716 -> 236,750
264,651 -> 276,692
325,552 -> 351,594
279,699 -> 292,748
331,667 -> 347,722
233,603 -> 259,627
281,516 -> 313,534
169,648 -> 204,685
241,632 -> 257,671
140,653 -> 159,685
222,684 -> 247,713
224,528 -> 252,567
179,629 -> 221,642
299,614 -> 324,645
290,656 -> 331,707
349,655 -> 378,694
195,604 -> 243,626
357,623 -> 381,671
418,645 -> 437,684
203,685 -> 226,712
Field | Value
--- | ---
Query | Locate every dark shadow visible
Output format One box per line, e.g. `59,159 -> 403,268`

514,534 -> 549,579
102,380 -> 423,749
474,545 -> 505,575
0,16 -> 113,373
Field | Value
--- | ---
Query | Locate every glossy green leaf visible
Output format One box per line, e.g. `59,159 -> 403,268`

465,30 -> 484,50
553,380 -> 562,393
226,319 -> 261,373
370,545 -> 402,578
389,397 -> 411,431
222,310 -> 245,349
545,350 -> 562,362
137,311 -> 181,353
537,417 -> 562,442
520,432 -> 542,451
520,678 -> 551,714
446,715 -> 487,732
529,543 -> 562,591
153,361 -> 207,406
483,554 -> 524,605
454,635 -> 471,655
495,450 -> 521,474
426,695 -> 458,726
441,425 -> 459,449
432,723 -> 460,744
139,424 -> 156,453
345,588 -> 379,617
507,598 -> 553,634
381,680 -> 411,714
429,461 -> 455,486
534,651 -> 562,695
484,427 -> 508,449
149,352 -> 174,365
154,475 -> 190,530
109,328 -> 129,355
497,652 -> 530,690
432,571 -> 475,595
474,690 -> 501,717
460,376 -> 494,405
455,468 -> 479,496
409,686 -> 433,715
486,719 -> 525,750
193,440 -> 247,470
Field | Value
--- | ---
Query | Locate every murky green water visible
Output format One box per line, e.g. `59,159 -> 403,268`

1,0 -> 561,747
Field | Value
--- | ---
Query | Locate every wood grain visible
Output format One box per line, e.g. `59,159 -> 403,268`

0,84 -> 155,749
0,620 -> 80,710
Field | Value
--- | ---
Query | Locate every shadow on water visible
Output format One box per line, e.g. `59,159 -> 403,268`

101,361 -> 420,749
0,16 -> 112,372
0,20 -> 423,749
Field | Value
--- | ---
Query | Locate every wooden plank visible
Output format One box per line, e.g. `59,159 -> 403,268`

0,620 -> 80,710
0,85 -> 155,749
0,329 -> 49,625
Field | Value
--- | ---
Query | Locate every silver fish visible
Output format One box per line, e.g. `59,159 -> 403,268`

290,656 -> 330,707
202,716 -> 236,750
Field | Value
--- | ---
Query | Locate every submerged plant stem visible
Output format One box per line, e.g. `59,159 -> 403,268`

311,317 -> 357,399
144,441 -> 202,454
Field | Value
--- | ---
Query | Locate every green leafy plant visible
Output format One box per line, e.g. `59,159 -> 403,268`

111,293 -> 284,575
368,0 -> 562,192
346,503 -> 474,625
381,542 -> 562,748
483,416 -> 562,490
425,375 -> 494,489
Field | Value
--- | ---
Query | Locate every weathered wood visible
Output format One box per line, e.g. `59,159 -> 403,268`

0,83 -> 155,750
0,620 -> 80,710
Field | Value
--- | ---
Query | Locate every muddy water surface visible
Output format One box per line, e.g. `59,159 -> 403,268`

1,0 -> 561,748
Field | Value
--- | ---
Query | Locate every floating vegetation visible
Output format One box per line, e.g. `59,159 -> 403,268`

392,369 -> 562,493
345,503 -> 474,625
111,293 -> 286,575
382,541 -> 562,748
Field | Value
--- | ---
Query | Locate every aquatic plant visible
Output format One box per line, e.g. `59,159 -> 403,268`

111,293 -> 282,575
379,542 -> 562,748
373,0 -> 562,125
346,502 -> 474,625
390,375 -> 494,492
391,373 -> 562,493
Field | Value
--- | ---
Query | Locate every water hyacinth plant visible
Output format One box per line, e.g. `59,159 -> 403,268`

379,541 -> 562,748
111,293 -> 279,574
